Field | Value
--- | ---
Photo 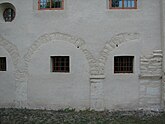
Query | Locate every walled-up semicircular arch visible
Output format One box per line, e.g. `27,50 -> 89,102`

97,33 -> 140,75
0,33 -> 140,76
0,35 -> 20,69
23,32 -> 95,74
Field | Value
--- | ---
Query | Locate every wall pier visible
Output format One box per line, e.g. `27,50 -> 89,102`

90,75 -> 105,111
14,70 -> 28,108
160,0 -> 165,110
139,50 -> 163,110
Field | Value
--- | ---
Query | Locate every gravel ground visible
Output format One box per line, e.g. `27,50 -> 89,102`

0,108 -> 165,124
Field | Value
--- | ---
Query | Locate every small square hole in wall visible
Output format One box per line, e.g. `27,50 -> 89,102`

0,57 -> 6,71
51,56 -> 69,73
114,56 -> 134,73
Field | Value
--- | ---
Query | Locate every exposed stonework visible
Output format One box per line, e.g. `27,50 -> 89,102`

139,50 -> 163,109
90,75 -> 105,111
98,33 -> 140,75
140,50 -> 162,77
14,66 -> 28,108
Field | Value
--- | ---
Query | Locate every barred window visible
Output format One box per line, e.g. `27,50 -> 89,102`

51,56 -> 69,73
114,56 -> 134,73
0,57 -> 6,71
110,0 -> 137,9
3,8 -> 15,22
39,0 -> 64,10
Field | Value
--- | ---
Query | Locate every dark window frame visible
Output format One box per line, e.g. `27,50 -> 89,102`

0,57 -> 6,71
114,56 -> 134,73
3,8 -> 15,22
109,0 -> 137,9
51,56 -> 69,73
38,0 -> 64,10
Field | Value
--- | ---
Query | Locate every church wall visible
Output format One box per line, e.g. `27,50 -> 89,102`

0,0 -> 164,110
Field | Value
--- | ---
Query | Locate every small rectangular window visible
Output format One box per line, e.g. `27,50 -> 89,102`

51,56 -> 69,73
114,56 -> 134,73
110,0 -> 137,9
0,57 -> 6,71
39,0 -> 64,10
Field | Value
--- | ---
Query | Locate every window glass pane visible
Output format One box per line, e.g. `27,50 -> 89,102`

112,0 -> 122,8
52,0 -> 62,8
131,0 -> 135,7
40,0 -> 50,8
124,0 -> 127,7
3,8 -> 15,22
124,0 -> 135,8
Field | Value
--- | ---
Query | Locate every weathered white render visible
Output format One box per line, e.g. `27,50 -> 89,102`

0,0 -> 165,111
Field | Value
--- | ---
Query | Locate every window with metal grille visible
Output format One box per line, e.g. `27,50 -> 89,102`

0,57 -> 6,71
51,56 -> 69,72
39,0 -> 64,10
3,8 -> 15,22
114,56 -> 134,73
109,0 -> 137,9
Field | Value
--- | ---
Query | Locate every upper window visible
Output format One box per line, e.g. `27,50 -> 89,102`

0,57 -> 6,71
51,56 -> 69,73
3,8 -> 15,22
109,0 -> 137,9
38,0 -> 64,10
114,56 -> 134,73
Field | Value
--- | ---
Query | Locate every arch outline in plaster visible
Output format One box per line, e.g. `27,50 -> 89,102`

23,32 -> 95,75
0,35 -> 20,70
0,35 -> 26,83
96,33 -> 140,75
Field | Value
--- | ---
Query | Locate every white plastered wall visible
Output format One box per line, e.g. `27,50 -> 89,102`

0,0 -> 164,110
27,40 -> 90,110
0,47 -> 15,107
104,39 -> 141,110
